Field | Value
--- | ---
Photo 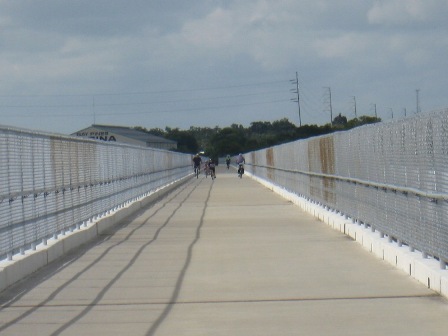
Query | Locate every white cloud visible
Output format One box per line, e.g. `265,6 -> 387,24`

368,0 -> 448,26
0,0 -> 447,133
169,1 -> 329,69
180,8 -> 237,49
313,33 -> 369,59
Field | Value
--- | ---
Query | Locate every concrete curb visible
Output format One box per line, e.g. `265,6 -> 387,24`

248,173 -> 448,300
0,176 -> 190,293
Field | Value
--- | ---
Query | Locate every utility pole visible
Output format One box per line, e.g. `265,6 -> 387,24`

352,96 -> 357,118
403,108 -> 407,117
92,96 -> 96,124
416,89 -> 420,114
323,87 -> 333,125
290,72 -> 302,126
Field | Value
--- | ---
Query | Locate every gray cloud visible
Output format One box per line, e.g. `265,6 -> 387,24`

0,0 -> 447,133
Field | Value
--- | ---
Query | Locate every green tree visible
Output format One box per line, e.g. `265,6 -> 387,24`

147,127 -> 166,137
208,127 -> 246,158
272,118 -> 296,134
165,128 -> 198,153
359,115 -> 381,125
188,126 -> 220,152
135,114 -> 381,156
249,121 -> 272,134
295,124 -> 326,139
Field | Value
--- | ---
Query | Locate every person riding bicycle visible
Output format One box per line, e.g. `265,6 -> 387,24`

203,160 -> 210,177
236,153 -> 245,176
192,154 -> 202,175
207,159 -> 216,178
236,153 -> 245,165
225,155 -> 231,169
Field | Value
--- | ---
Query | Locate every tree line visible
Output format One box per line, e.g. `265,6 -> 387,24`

135,115 -> 380,161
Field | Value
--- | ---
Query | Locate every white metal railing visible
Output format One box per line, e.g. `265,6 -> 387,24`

0,125 -> 192,261
244,108 -> 448,269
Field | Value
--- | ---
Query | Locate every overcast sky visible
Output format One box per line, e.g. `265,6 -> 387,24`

0,0 -> 447,135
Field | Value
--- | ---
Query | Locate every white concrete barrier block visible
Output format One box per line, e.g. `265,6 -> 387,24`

345,223 -> 356,240
382,242 -> 398,265
114,207 -> 130,223
440,275 -> 448,299
395,250 -> 415,276
319,213 -> 326,222
330,217 -> 340,231
96,214 -> 117,234
414,258 -> 442,292
373,239 -> 384,256
142,192 -> 159,207
365,236 -> 379,254
327,214 -> 337,229
359,231 -> 374,252
46,239 -> 65,264
325,214 -> 332,226
0,267 -> 6,292
128,202 -> 141,214
359,228 -> 368,245
62,225 -> 97,256
4,250 -> 48,289
353,225 -> 363,241
339,219 -> 350,234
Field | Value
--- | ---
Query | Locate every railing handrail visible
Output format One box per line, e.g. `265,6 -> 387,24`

250,163 -> 448,201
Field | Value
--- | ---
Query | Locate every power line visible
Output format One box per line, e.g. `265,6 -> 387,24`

0,79 -> 290,98
0,98 -> 291,119
0,89 -> 288,109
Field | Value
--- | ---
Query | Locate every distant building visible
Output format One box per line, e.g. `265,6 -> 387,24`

72,124 -> 177,150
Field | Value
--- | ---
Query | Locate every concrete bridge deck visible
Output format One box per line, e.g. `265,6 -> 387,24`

0,166 -> 447,335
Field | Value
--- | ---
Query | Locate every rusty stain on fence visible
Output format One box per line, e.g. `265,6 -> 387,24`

266,148 -> 274,180
308,136 -> 336,204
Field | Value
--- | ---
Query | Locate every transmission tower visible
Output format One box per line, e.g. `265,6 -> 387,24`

352,96 -> 357,118
416,89 -> 421,114
323,87 -> 333,125
290,72 -> 302,126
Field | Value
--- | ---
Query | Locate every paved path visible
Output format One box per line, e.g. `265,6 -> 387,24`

0,166 -> 447,335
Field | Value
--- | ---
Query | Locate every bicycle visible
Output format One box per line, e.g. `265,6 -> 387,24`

194,165 -> 200,178
237,163 -> 244,178
207,160 -> 216,180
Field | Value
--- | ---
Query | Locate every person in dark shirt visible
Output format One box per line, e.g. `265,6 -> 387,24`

207,159 -> 216,179
192,154 -> 202,176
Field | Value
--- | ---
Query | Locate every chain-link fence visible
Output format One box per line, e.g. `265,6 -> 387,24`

245,109 -> 448,268
0,126 -> 192,261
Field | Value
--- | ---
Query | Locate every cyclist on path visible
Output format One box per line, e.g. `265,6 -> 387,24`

225,155 -> 231,169
236,153 -> 245,177
192,154 -> 202,176
208,159 -> 216,179
236,153 -> 245,165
